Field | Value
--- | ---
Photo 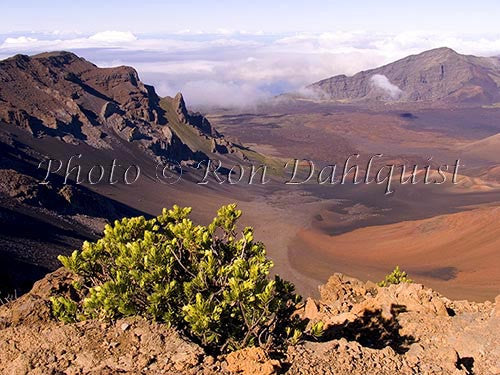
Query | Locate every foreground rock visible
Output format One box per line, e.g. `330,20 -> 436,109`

0,270 -> 498,374
294,274 -> 499,375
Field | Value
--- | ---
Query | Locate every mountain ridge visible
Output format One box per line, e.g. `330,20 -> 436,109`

304,47 -> 500,105
0,51 -> 239,163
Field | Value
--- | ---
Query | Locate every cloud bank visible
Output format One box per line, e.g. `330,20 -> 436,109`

1,30 -> 500,108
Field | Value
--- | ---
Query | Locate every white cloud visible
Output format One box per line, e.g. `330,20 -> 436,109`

88,31 -> 137,43
214,28 -> 234,35
0,31 -> 139,50
134,60 -> 218,75
2,36 -> 38,45
174,29 -> 205,35
0,33 -> 258,54
370,74 -> 402,99
177,80 -> 269,109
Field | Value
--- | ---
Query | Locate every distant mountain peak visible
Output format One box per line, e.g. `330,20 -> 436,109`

32,50 -> 81,59
422,47 -> 458,55
305,47 -> 500,106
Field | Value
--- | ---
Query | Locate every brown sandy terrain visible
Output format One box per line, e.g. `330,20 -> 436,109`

208,101 -> 500,302
459,133 -> 500,164
209,110 -> 462,164
289,205 -> 500,301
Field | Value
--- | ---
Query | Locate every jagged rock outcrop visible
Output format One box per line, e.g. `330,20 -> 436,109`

173,92 -> 189,124
161,92 -> 240,156
0,270 -> 498,374
295,273 -> 499,375
307,47 -> 500,105
0,51 -> 235,163
170,92 -> 215,135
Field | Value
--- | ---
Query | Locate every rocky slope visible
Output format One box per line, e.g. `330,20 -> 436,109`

0,51 -> 237,162
0,51 -> 252,298
306,47 -> 500,105
0,270 -> 498,374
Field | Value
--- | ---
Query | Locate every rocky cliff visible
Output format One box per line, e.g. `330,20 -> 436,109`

0,51 -> 236,162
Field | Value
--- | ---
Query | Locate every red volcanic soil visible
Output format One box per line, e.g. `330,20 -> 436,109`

288,205 -> 500,301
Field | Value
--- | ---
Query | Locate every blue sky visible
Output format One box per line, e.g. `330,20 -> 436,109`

2,0 -> 499,34
1,1 -> 500,107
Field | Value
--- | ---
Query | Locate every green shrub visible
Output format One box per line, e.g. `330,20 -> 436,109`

51,204 -> 308,353
378,266 -> 413,287
50,296 -> 79,323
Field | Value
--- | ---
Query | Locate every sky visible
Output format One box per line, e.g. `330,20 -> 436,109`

1,1 -> 500,107
2,0 -> 500,34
